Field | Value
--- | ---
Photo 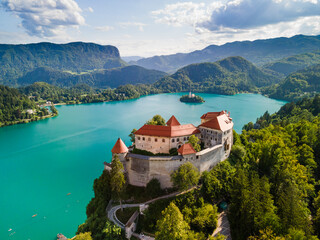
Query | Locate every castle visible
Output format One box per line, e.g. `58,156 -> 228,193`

105,111 -> 233,188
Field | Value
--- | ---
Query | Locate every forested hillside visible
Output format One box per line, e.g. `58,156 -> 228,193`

263,51 -> 320,76
263,64 -> 320,101
132,34 -> 320,72
154,56 -> 277,95
0,85 -> 55,127
17,65 -> 166,88
0,42 -> 126,86
19,82 -> 161,104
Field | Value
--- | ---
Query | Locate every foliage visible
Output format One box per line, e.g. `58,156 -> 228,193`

129,128 -> 137,143
102,221 -> 122,240
154,56 -> 277,95
201,160 -> 236,202
16,65 -> 166,88
146,178 -> 162,198
0,85 -> 55,127
187,135 -> 201,152
110,155 -> 126,202
155,202 -> 190,240
77,170 -> 125,240
73,232 -> 93,240
0,42 -> 127,85
19,82 -> 161,105
171,162 -> 200,190
263,64 -> 320,101
180,94 -> 204,103
146,114 -> 166,126
263,51 -> 320,77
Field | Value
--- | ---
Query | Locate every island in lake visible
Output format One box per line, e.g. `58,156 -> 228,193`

180,92 -> 205,103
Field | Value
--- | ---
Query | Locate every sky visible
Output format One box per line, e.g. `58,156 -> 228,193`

0,0 -> 320,57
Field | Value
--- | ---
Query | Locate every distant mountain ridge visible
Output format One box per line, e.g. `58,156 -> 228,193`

263,51 -> 320,77
154,56 -> 278,95
132,35 -> 320,73
0,42 -> 126,86
17,65 -> 167,88
263,64 -> 320,101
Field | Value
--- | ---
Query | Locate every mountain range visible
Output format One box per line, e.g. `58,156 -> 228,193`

131,35 -> 320,73
0,42 -> 126,86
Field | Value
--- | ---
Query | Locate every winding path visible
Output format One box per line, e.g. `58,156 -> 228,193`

106,186 -> 231,240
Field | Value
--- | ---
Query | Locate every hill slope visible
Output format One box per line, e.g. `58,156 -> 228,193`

263,64 -> 320,101
263,51 -> 320,77
0,42 -> 126,86
132,35 -> 320,73
17,65 -> 167,88
154,56 -> 277,95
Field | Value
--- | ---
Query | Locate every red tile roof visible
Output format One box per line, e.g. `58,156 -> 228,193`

111,138 -> 128,154
135,124 -> 200,137
200,111 -> 225,120
200,113 -> 233,131
166,115 -> 181,126
178,143 -> 196,155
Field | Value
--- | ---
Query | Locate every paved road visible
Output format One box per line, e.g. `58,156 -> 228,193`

212,211 -> 232,239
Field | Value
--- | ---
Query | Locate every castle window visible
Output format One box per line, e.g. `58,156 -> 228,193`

196,156 -> 199,159
172,139 -> 175,142
138,137 -> 141,140
148,137 -> 151,141
184,137 -> 186,141
142,137 -> 145,141
155,138 -> 158,142
177,138 -> 179,141
162,139 -> 165,142
187,137 -> 189,140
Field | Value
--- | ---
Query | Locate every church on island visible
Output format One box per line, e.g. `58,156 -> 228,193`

105,111 -> 233,188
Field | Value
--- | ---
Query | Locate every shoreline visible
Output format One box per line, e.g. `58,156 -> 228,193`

0,113 -> 58,128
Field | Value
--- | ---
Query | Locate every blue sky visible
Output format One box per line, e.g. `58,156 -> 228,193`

1,0 -> 320,57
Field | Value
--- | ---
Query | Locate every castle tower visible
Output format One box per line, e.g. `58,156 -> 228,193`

166,115 -> 181,126
111,138 -> 128,171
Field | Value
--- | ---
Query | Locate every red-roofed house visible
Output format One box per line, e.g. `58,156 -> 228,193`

178,143 -> 196,155
134,115 -> 200,154
199,111 -> 233,150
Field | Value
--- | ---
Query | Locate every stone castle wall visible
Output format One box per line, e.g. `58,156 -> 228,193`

125,143 -> 230,188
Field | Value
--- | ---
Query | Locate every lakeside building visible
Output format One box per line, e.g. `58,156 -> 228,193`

105,111 -> 233,188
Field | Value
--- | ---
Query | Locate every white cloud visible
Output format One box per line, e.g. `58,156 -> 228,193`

151,2 -> 218,27
2,0 -> 85,37
87,7 -> 94,13
95,25 -> 114,32
152,0 -> 320,31
119,22 -> 146,32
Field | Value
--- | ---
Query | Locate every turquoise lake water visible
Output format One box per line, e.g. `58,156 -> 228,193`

0,93 -> 287,240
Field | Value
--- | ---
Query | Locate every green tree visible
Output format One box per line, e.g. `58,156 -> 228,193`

110,155 -> 126,210
171,162 -> 200,190
146,178 -> 162,198
73,232 -> 93,240
191,203 -> 218,234
102,221 -> 122,240
155,202 -> 190,240
146,114 -> 166,125
187,135 -> 201,152
129,128 -> 137,143
248,228 -> 285,240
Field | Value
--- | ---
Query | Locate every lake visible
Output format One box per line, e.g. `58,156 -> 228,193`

0,93 -> 286,240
